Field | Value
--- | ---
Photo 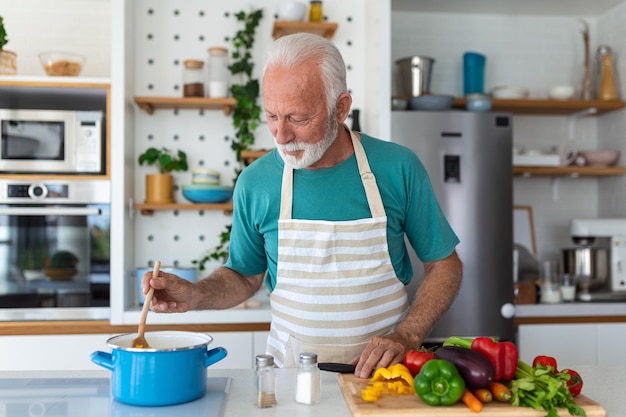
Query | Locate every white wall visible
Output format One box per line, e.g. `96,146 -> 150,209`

0,0 -> 111,77
130,0 -> 369,278
391,6 -> 626,262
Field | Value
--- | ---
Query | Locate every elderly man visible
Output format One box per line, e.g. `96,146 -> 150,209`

143,33 -> 462,379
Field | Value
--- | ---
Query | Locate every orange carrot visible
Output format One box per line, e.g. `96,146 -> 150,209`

461,388 -> 483,413
472,388 -> 492,403
489,382 -> 512,402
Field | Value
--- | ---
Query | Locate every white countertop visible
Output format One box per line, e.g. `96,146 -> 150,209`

515,301 -> 626,318
0,365 -> 620,416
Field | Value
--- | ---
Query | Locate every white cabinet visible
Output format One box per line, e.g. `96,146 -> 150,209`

518,323 -> 626,368
0,331 -> 270,371
0,334 -> 113,371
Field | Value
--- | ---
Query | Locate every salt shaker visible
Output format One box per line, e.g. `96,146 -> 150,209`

255,354 -> 277,408
295,352 -> 321,405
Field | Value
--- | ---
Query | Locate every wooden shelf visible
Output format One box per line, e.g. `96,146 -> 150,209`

0,75 -> 111,88
133,96 -> 236,115
241,149 -> 271,164
134,202 -> 233,215
452,97 -> 625,115
272,21 -> 338,39
513,165 -> 626,177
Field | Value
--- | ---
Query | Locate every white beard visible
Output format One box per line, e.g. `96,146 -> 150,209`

275,119 -> 339,169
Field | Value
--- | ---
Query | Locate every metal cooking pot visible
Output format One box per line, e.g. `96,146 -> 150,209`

562,247 -> 609,290
90,331 -> 227,406
395,55 -> 435,97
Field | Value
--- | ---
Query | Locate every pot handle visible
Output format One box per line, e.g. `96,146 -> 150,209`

204,346 -> 228,368
90,351 -> 115,371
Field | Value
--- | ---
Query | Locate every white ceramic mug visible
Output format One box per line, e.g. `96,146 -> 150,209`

552,145 -> 577,166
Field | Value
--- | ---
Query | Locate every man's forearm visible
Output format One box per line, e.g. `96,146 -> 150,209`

395,251 -> 463,348
191,267 -> 264,310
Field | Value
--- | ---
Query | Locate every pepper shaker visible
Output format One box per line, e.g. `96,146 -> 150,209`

295,352 -> 321,405
254,354 -> 277,408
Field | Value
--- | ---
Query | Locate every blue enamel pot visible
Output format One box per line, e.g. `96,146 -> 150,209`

90,331 -> 227,406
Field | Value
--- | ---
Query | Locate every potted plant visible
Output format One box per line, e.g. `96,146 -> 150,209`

20,245 -> 49,280
0,15 -> 17,75
192,8 -> 263,271
138,147 -> 188,204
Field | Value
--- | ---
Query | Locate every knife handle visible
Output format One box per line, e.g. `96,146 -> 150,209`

318,362 -> 357,373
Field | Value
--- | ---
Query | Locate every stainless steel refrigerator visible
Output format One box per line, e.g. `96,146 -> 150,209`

391,110 -> 515,343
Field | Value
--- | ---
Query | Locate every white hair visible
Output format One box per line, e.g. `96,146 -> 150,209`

263,33 -> 347,116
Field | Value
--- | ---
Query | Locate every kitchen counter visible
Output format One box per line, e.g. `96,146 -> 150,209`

515,301 -> 626,326
0,365 -> 620,416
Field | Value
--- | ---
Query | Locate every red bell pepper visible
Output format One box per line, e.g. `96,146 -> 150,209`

443,336 -> 518,382
562,368 -> 583,397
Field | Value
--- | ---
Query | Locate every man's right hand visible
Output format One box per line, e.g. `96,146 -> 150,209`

142,270 -> 194,313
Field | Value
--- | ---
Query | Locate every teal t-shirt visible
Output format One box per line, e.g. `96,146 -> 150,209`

224,134 -> 459,291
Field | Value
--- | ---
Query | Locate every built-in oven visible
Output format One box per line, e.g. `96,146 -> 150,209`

0,180 -> 110,310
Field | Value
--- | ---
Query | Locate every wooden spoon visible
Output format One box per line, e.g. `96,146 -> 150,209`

131,260 -> 160,348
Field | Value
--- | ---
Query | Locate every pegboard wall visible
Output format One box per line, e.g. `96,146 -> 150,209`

132,0 -> 368,274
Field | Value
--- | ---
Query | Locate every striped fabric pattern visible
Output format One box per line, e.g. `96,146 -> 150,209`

266,127 -> 409,366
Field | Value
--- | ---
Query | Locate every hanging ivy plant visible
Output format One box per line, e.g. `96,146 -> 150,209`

192,8 -> 263,271
229,8 -> 263,173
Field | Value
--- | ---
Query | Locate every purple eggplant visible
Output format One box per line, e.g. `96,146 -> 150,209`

435,345 -> 495,389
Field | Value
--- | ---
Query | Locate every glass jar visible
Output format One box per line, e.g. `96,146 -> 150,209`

254,354 -> 277,408
596,45 -> 620,101
207,46 -> 229,98
182,59 -> 205,97
539,260 -> 561,304
295,352 -> 321,405
309,1 -> 323,22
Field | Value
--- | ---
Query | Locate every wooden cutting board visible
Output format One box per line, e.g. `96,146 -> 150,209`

338,373 -> 606,417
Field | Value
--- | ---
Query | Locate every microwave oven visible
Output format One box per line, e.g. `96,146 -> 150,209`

0,109 -> 104,174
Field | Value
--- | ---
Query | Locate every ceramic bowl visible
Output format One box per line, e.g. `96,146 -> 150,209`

39,51 -> 85,76
408,94 -> 455,110
579,149 -> 620,167
548,85 -> 575,100
466,93 -> 492,111
391,96 -> 408,110
191,169 -> 220,185
491,85 -> 529,99
276,1 -> 306,21
182,184 -> 233,203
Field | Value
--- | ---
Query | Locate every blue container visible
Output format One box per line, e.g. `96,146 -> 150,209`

463,52 -> 486,95
91,331 -> 227,406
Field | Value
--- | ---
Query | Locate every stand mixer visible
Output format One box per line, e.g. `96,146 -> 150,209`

566,218 -> 626,301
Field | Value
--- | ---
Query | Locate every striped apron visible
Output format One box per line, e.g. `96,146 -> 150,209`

266,128 -> 409,367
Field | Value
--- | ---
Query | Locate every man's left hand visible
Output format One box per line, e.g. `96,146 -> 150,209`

350,333 -> 411,379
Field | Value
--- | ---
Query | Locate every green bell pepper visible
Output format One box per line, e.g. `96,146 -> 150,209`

414,359 -> 465,406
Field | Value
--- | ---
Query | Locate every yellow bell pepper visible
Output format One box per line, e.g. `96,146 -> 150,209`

360,363 -> 415,402
361,385 -> 383,402
370,363 -> 414,386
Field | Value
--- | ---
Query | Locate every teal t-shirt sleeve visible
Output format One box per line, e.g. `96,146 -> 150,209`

223,152 -> 279,279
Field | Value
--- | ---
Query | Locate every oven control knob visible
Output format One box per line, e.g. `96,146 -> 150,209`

28,183 -> 48,200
